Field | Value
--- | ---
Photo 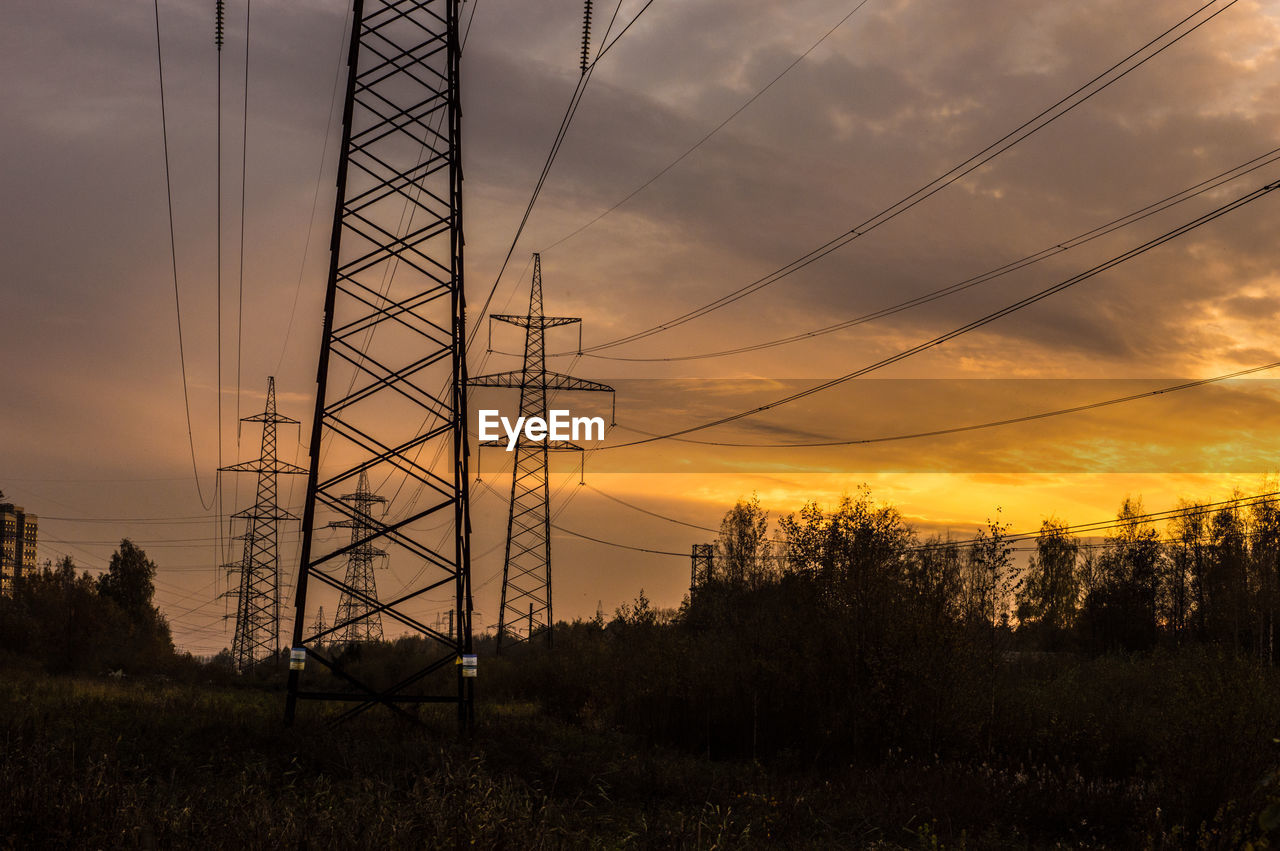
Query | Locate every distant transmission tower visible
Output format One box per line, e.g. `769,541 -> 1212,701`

286,0 -> 473,727
308,606 -> 330,651
330,471 -> 387,644
472,254 -> 613,651
220,377 -> 306,673
691,543 -> 714,591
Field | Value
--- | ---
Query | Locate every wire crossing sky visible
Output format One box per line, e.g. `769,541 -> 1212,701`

3,0 -> 1279,654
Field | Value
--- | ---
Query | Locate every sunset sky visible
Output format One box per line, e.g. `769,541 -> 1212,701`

3,0 -> 1280,654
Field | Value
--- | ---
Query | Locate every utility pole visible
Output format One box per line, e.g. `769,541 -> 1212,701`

286,0 -> 473,728
220,377 -> 306,673
472,254 -> 613,652
329,471 -> 387,645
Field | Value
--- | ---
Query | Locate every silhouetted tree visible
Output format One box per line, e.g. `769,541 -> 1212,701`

0,546 -> 172,673
962,513 -> 1016,629
1082,497 -> 1163,651
1016,518 -> 1079,639
908,535 -> 963,627
715,494 -> 771,587
1249,495 -> 1280,663
98,539 -> 158,624
1206,502 -> 1249,652
964,514 -> 1015,750
1166,500 -> 1205,640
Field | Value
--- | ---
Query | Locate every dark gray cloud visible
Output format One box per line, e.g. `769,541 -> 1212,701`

3,0 -> 1278,651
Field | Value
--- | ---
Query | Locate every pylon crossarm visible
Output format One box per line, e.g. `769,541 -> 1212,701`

491,314 -> 581,329
541,372 -> 612,392
242,412 -> 300,425
220,459 -> 308,475
468,370 -> 525,388
232,506 -> 299,521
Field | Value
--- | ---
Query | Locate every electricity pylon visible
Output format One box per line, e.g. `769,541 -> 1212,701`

471,254 -> 613,651
220,377 -> 306,673
308,606 -> 330,651
330,471 -> 387,644
286,0 -> 473,727
691,543 -> 714,591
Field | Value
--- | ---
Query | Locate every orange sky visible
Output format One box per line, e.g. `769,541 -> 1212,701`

3,0 -> 1279,653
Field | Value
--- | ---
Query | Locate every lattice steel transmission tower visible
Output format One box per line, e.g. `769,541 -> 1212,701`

286,0 -> 474,726
220,377 -> 306,673
330,471 -> 387,644
691,543 -> 714,592
472,254 -> 612,651
308,606 -> 330,651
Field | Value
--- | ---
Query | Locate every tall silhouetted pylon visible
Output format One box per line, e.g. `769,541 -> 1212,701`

471,254 -> 613,651
330,471 -> 387,644
285,0 -> 474,729
220,377 -> 306,672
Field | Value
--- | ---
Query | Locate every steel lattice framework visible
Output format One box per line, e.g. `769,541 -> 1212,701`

220,377 -> 306,673
472,254 -> 612,651
331,471 -> 388,644
286,0 -> 473,726
690,543 -> 714,592
308,606 -> 330,652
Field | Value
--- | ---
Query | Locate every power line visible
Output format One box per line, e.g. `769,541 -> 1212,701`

551,522 -> 688,557
472,476 -> 696,558
215,0 -> 227,562
469,63 -> 600,345
564,488 -> 1280,559
583,482 -> 719,532
236,0 -> 252,440
917,490 -> 1280,552
561,145 -> 1280,362
573,0 -> 1241,356
154,0 -> 216,512
42,535 -> 302,547
467,0 -> 632,352
38,514 -> 236,524
592,0 -> 657,64
617,359 -> 1280,448
275,5 -> 352,374
596,177 -> 1280,450
542,0 -> 873,254
462,0 -> 481,51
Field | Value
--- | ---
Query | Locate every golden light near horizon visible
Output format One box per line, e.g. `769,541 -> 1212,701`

8,3 -> 1280,843
0,0 -> 1278,657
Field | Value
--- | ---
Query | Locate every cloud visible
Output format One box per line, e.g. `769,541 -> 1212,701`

5,0 -> 1280,650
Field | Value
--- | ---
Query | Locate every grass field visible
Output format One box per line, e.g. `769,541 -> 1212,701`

2,671 -> 1272,849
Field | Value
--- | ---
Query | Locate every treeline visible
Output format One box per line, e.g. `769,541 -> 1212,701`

708,488 -> 1280,657
0,540 -> 177,674
484,486 -> 1280,832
